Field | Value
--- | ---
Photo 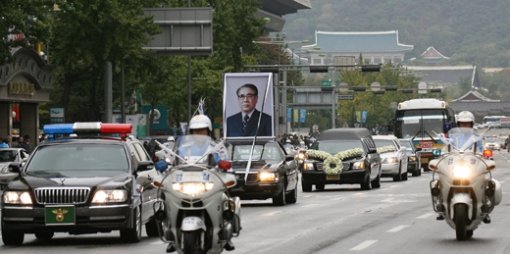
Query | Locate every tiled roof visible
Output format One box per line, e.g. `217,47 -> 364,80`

420,46 -> 449,59
302,30 -> 414,53
404,65 -> 479,88
451,90 -> 499,102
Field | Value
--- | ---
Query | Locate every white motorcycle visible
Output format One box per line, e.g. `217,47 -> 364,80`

429,127 -> 502,240
153,135 -> 241,253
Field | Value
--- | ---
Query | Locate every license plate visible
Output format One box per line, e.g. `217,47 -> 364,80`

326,174 -> 340,181
45,206 -> 76,225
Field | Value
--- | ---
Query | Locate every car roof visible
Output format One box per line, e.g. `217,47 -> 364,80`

373,135 -> 398,140
226,137 -> 278,145
318,128 -> 371,140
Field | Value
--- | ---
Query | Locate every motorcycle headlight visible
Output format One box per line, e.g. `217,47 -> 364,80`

92,189 -> 128,204
172,182 -> 214,196
295,153 -> 306,163
352,161 -> 365,170
3,191 -> 33,205
452,165 -> 471,179
258,171 -> 277,183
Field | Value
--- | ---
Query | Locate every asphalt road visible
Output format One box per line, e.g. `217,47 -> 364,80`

2,150 -> 510,254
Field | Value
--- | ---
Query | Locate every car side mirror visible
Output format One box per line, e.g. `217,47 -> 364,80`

137,160 -> 154,172
369,147 -> 377,154
8,162 -> 22,174
415,147 -> 422,152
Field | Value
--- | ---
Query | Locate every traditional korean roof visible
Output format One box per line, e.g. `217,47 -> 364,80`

260,0 -> 311,16
420,46 -> 449,60
302,30 -> 414,53
404,65 -> 480,88
451,90 -> 500,102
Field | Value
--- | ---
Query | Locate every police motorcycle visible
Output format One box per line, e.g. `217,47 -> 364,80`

429,127 -> 502,241
153,134 -> 241,254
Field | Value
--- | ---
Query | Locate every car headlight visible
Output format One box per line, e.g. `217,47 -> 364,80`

3,191 -> 33,205
92,189 -> 128,204
295,153 -> 307,164
452,165 -> 472,180
383,157 -> 398,164
352,161 -> 365,170
408,156 -> 417,162
258,171 -> 277,183
172,182 -> 214,196
303,162 -> 314,171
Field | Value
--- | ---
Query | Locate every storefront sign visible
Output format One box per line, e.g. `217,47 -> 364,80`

8,81 -> 35,96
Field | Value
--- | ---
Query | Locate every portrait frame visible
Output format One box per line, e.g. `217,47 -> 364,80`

223,72 -> 274,138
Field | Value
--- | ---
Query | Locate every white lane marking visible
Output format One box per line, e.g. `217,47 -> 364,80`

387,225 -> 409,233
331,196 -> 344,201
300,204 -> 320,208
349,240 -> 378,251
261,211 -> 282,216
151,240 -> 165,245
302,195 -> 313,198
417,212 -> 435,219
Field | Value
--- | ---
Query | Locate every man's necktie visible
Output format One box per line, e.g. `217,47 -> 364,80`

242,115 -> 249,132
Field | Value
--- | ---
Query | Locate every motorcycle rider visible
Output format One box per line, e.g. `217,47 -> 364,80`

437,111 -> 490,222
166,113 -> 235,252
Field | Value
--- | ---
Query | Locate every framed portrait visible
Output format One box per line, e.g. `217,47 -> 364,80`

223,73 -> 274,138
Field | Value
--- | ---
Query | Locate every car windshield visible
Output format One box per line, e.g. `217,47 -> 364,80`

0,150 -> 17,163
25,143 -> 129,177
229,142 -> 283,162
317,140 -> 363,154
374,139 -> 396,149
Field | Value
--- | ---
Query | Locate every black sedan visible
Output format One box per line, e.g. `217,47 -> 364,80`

225,137 -> 299,206
299,128 -> 382,191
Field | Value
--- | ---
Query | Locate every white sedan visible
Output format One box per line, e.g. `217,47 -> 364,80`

0,148 -> 30,189
373,135 -> 408,181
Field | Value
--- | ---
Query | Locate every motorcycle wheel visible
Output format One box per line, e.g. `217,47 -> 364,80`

454,204 -> 469,241
183,230 -> 202,254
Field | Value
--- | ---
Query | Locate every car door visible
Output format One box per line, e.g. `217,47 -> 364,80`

131,142 -> 158,222
279,142 -> 298,191
363,137 -> 381,180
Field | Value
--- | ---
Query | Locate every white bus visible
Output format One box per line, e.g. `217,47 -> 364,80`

393,98 -> 457,169
482,115 -> 510,128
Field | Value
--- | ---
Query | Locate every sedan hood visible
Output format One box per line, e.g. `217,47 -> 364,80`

232,161 -> 278,173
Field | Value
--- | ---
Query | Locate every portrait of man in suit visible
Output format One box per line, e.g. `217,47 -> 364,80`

226,83 -> 272,137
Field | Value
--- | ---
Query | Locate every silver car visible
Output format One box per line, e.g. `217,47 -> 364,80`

0,148 -> 29,189
399,138 -> 422,177
373,135 -> 408,181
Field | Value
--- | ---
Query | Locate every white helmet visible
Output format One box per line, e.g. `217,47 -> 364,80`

457,111 -> 475,124
189,114 -> 212,131
167,136 -> 175,142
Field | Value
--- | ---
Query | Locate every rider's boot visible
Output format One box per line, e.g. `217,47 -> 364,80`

166,243 -> 176,253
483,214 -> 491,224
225,240 -> 235,251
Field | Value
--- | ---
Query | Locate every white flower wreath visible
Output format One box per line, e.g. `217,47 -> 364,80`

377,145 -> 396,154
323,155 -> 342,175
306,148 -> 364,175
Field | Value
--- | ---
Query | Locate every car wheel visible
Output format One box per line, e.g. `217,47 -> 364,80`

120,205 -> 142,243
393,163 -> 402,181
360,174 -> 372,190
145,217 -> 161,237
1,227 -> 24,246
285,182 -> 298,204
272,184 -> 286,206
371,173 -> 381,188
315,184 -> 325,191
401,168 -> 408,181
412,166 -> 420,177
302,180 -> 312,192
35,231 -> 54,241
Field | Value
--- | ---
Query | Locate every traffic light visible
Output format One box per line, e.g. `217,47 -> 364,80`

429,88 -> 442,93
309,66 -> 329,73
400,89 -> 414,94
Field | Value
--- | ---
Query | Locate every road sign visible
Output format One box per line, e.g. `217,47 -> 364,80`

337,94 -> 354,100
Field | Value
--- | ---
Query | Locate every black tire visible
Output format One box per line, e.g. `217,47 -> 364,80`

361,174 -> 372,190
315,183 -> 325,191
401,170 -> 408,181
1,227 -> 24,246
454,204 -> 469,241
35,231 -> 54,241
145,217 -> 160,237
467,230 -> 474,239
273,186 -> 286,206
120,205 -> 142,243
285,183 -> 298,204
371,173 -> 381,188
302,181 -> 312,192
183,230 -> 202,254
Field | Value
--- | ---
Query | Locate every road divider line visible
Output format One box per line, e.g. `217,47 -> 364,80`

151,240 -> 164,245
417,212 -> 435,219
349,240 -> 378,251
331,197 -> 344,201
300,204 -> 320,208
261,211 -> 282,216
387,225 -> 409,233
